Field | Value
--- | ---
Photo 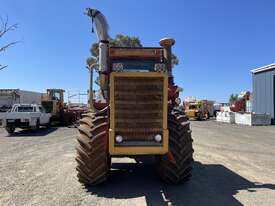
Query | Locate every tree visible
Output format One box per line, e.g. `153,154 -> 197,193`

0,16 -> 19,70
87,34 -> 179,67
229,94 -> 238,105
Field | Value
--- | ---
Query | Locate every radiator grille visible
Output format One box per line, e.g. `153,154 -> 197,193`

114,76 -> 164,142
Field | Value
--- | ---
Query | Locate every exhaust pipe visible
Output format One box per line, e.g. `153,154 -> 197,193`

86,8 -> 109,41
159,38 -> 175,84
86,8 -> 110,98
86,8 -> 109,73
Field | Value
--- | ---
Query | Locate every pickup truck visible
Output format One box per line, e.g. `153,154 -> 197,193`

0,104 -> 51,134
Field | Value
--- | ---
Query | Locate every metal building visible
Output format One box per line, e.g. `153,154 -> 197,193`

251,63 -> 275,124
0,89 -> 43,112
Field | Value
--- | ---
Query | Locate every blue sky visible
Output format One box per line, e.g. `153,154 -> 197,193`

1,0 -> 275,102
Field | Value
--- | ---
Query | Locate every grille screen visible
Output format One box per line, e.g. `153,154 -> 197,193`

114,76 -> 164,142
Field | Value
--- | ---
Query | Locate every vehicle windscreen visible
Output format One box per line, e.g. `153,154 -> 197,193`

189,105 -> 197,110
17,106 -> 34,112
112,60 -> 156,72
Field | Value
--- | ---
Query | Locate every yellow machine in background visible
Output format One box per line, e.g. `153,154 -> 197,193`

185,101 -> 210,120
42,89 -> 64,114
42,89 -> 76,125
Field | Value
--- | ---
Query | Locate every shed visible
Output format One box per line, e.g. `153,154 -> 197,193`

0,89 -> 43,112
251,63 -> 275,124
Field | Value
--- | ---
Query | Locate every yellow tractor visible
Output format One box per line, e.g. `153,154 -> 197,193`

75,8 -> 194,185
185,101 -> 210,120
42,89 -> 76,125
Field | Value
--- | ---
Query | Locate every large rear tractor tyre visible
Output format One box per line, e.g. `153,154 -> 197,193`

5,126 -> 15,134
197,112 -> 204,121
75,109 -> 110,186
156,111 -> 194,184
206,112 -> 210,120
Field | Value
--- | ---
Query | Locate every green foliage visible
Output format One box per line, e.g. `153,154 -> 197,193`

88,34 -> 179,67
109,34 -> 143,48
86,57 -> 97,68
89,34 -> 142,58
171,53 -> 179,66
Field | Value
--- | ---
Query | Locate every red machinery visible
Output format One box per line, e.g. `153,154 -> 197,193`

230,91 -> 251,113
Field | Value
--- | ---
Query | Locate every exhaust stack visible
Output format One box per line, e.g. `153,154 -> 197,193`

86,8 -> 110,98
86,8 -> 109,41
159,38 -> 175,84
86,8 -> 109,73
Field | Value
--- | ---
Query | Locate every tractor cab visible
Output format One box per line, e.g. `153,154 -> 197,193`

42,89 -> 65,114
42,89 -> 76,125
109,47 -> 165,72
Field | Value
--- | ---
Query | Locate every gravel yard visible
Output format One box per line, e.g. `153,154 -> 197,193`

0,121 -> 275,206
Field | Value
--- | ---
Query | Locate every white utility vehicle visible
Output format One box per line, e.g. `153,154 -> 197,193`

0,104 -> 51,134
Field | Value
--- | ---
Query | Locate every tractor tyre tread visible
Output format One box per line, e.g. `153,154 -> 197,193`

75,110 -> 110,186
157,111 -> 194,184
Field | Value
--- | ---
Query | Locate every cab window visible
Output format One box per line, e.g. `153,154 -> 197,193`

17,106 -> 34,112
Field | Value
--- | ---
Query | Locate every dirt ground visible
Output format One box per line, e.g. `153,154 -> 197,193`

0,121 -> 275,206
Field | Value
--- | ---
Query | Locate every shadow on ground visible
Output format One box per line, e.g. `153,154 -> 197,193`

86,160 -> 275,206
7,127 -> 58,137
